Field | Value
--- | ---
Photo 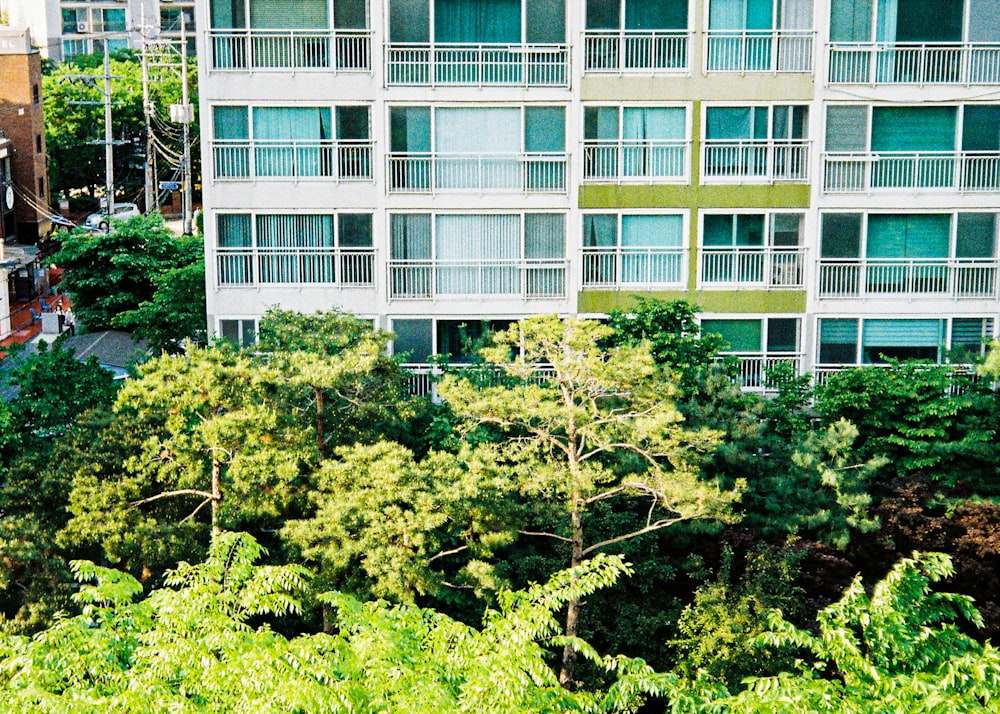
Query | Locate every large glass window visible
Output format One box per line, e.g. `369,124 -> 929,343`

817,317 -> 994,365
582,213 -> 684,285
584,105 -> 687,179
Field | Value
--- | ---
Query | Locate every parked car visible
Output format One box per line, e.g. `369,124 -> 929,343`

85,202 -> 141,232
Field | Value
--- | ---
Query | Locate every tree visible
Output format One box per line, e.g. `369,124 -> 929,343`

0,532 -> 675,713
111,233 -> 207,353
693,552 -> 1000,712
51,212 -> 192,333
438,315 -> 737,685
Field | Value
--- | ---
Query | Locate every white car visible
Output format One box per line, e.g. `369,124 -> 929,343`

85,202 -> 141,232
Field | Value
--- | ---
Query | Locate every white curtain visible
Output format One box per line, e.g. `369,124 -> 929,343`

436,214 -> 519,294
435,108 -> 520,189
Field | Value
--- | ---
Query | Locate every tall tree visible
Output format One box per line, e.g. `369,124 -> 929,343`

438,315 -> 737,685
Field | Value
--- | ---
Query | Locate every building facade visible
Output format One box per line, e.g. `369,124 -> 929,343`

1,0 -> 195,61
197,0 -> 1000,384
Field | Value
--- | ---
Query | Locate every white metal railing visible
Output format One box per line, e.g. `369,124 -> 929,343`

387,153 -> 567,192
208,29 -> 371,71
817,258 -> 999,299
727,353 -> 803,391
583,30 -> 689,72
402,363 -> 560,398
705,29 -> 814,72
216,248 -> 375,287
581,247 -> 684,287
822,152 -> 1000,193
385,43 -> 569,86
583,140 -> 689,182
827,42 -> 1000,84
702,140 -> 810,182
812,363 -> 979,390
388,259 -> 567,299
212,140 -> 373,181
701,248 -> 805,287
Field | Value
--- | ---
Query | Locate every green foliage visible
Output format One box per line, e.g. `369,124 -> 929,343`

0,533 -> 674,713
815,362 -> 1000,488
112,233 -> 207,352
671,543 -> 805,687
52,212 -> 192,333
692,552 -> 1000,712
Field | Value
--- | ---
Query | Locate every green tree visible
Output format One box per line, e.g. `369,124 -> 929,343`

52,212 -> 191,333
111,233 -> 207,352
692,552 -> 1000,712
438,315 -> 737,685
0,532 -> 674,713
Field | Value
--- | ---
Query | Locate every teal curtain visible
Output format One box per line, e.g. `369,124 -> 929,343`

705,107 -> 766,140
623,107 -> 685,140
435,108 -> 519,152
253,107 -> 330,140
435,0 -> 520,42
830,0 -> 870,40
390,107 -> 431,152
866,214 -> 950,258
525,107 -> 565,152
257,214 -> 334,248
211,0 -> 246,29
621,215 -> 682,246
709,0 -> 744,30
218,214 -> 252,246
863,319 -> 943,347
527,0 -> 564,42
250,0 -> 328,29
701,319 -> 762,352
622,215 -> 682,282
962,106 -> 1000,152
871,107 -> 956,152
214,106 -> 249,139
875,0 -> 897,42
584,107 -> 620,140
584,214 -> 617,247
390,0 -> 429,42
955,214 -> 996,258
703,214 -> 735,246
626,0 -> 687,29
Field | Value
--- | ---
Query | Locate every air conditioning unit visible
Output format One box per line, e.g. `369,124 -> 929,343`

77,21 -> 90,33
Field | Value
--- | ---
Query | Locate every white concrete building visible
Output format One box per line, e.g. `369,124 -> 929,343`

196,0 -> 1000,384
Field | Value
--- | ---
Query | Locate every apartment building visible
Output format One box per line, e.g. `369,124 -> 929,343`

197,0 -> 1000,384
1,0 -> 195,61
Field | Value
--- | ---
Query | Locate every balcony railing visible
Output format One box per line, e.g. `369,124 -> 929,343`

212,140 -> 373,181
581,247 -> 684,287
216,248 -> 375,287
402,363 -> 560,398
208,29 -> 371,71
727,353 -> 803,391
702,140 -> 810,182
705,30 -> 814,72
387,153 -> 567,192
385,43 -> 569,86
828,42 -> 1000,84
822,152 -> 1000,193
817,258 -> 999,299
701,247 -> 805,287
583,140 -> 689,182
583,30 -> 689,72
388,259 -> 567,299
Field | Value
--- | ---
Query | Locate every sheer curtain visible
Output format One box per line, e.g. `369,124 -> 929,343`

434,0 -> 520,42
253,107 -> 330,176
436,214 -> 519,294
435,108 -> 520,188
256,214 -> 334,282
622,107 -> 684,176
621,214 -> 682,283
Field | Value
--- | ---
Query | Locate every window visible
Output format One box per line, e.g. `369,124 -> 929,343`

707,0 -> 813,71
817,317 -> 995,365
392,318 -> 515,363
701,211 -> 804,286
704,104 -> 808,180
32,85 -> 39,105
35,135 -> 42,154
215,212 -> 374,285
37,177 -> 44,199
584,106 -> 687,180
582,213 -> 684,285
389,106 -> 566,191
388,0 -> 564,44
389,213 -> 566,298
584,0 -> 689,70
219,319 -> 257,347
701,316 -> 801,387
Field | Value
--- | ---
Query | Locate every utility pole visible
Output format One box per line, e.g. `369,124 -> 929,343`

171,16 -> 195,236
141,5 -> 155,213
103,42 -> 114,211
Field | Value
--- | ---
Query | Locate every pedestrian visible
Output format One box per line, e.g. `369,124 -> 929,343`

64,308 -> 75,336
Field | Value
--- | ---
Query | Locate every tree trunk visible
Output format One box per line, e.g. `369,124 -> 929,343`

559,504 -> 585,687
315,388 -> 324,457
210,458 -> 222,535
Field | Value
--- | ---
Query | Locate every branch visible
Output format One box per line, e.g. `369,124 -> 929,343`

581,517 -> 691,556
441,581 -> 475,590
130,489 -> 214,508
179,497 -> 213,524
518,529 -> 575,544
584,486 -> 628,505
427,544 -> 470,564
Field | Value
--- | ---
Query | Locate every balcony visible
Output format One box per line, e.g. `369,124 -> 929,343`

583,140 -> 689,182
828,42 -> 1000,84
212,140 -> 373,181
582,30 -> 689,73
702,140 -> 810,182
388,259 -> 567,299
817,258 -> 999,299
387,153 -> 567,193
705,30 -> 814,73
385,43 -> 569,86
700,248 -> 805,288
581,247 -> 684,287
208,29 -> 371,71
822,152 -> 1000,193
216,248 -> 375,287
728,353 -> 803,391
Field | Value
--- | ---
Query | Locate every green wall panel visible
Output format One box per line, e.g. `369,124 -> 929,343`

578,183 -> 812,209
578,290 -> 806,314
